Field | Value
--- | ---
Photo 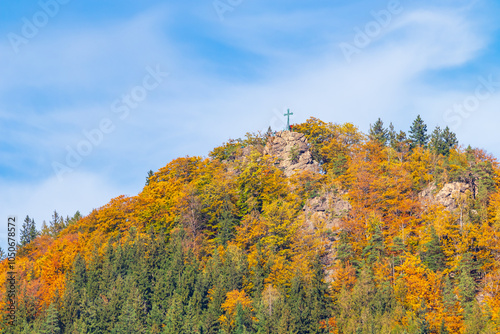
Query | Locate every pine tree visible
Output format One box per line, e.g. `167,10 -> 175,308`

41,303 -> 61,334
429,126 -> 457,156
336,231 -> 354,264
287,275 -> 311,333
216,210 -> 237,246
387,122 -> 398,149
41,220 -> 50,235
362,220 -> 385,265
146,169 -> 154,186
49,210 -> 65,237
147,303 -> 165,334
20,215 -> 38,246
458,253 -> 476,314
442,126 -> 458,154
408,115 -> 429,148
308,255 -> 330,333
421,226 -> 445,272
369,118 -> 389,145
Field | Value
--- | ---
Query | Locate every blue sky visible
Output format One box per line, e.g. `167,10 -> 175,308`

1,0 -> 500,246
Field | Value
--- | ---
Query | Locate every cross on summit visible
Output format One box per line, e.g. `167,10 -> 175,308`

284,109 -> 293,131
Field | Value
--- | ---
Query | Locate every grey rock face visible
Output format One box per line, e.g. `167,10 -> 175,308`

419,182 -> 471,211
263,131 -> 320,177
302,191 -> 351,283
303,192 -> 351,231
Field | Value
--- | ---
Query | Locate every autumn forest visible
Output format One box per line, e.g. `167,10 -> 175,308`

2,116 -> 500,333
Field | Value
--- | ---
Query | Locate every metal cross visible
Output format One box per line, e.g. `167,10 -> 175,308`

284,109 -> 293,131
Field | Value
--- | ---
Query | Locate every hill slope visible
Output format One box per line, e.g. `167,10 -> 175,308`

2,117 -> 500,333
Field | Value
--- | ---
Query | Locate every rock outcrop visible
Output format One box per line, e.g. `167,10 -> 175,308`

419,182 -> 471,211
265,131 -> 349,282
302,191 -> 351,282
303,192 -> 351,231
263,131 -> 320,177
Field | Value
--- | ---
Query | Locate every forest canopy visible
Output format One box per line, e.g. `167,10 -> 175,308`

2,116 -> 500,334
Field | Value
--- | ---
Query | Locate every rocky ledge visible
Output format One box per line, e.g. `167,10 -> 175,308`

263,131 -> 320,177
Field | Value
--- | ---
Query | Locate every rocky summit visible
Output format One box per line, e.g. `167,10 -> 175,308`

264,131 -> 320,176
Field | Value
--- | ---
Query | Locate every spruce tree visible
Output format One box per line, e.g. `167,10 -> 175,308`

41,220 -> 50,235
287,274 -> 311,333
41,303 -> 60,334
20,215 -> 38,246
408,115 -> 429,148
362,221 -> 385,265
336,231 -> 354,264
429,126 -> 457,156
216,210 -> 237,246
49,210 -> 65,237
146,169 -> 154,186
147,303 -> 165,334
388,122 -> 397,148
390,236 -> 406,268
421,226 -> 445,272
234,303 -> 252,334
369,118 -> 389,145
442,126 -> 458,154
112,297 -> 138,334
308,255 -> 330,333
458,253 -> 476,314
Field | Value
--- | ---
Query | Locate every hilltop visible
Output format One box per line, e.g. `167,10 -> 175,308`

2,116 -> 500,333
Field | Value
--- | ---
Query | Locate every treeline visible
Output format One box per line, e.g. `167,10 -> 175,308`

0,211 -> 81,261
368,115 -> 457,155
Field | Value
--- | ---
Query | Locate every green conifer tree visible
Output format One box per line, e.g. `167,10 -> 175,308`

388,122 -> 397,148
408,115 -> 429,148
429,126 -> 458,156
421,226 -> 445,272
146,169 -> 154,186
41,303 -> 61,334
336,231 -> 354,264
369,118 -> 389,145
20,215 -> 38,246
362,221 -> 385,265
458,253 -> 476,315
